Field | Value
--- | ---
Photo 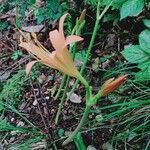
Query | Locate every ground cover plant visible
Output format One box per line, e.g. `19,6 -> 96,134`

0,0 -> 150,149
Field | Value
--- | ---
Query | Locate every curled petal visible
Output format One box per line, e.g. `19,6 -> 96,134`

25,61 -> 38,76
65,35 -> 83,48
59,13 -> 68,40
102,78 -> 114,87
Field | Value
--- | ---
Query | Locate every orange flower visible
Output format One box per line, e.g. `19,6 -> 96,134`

100,75 -> 128,96
19,14 -> 83,79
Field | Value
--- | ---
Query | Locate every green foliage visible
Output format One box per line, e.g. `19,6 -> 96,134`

120,0 -> 144,19
122,45 -> 149,63
0,69 -> 27,105
0,103 -> 4,111
16,2 -> 27,28
122,26 -> 150,81
75,50 -> 87,64
101,0 -> 145,20
0,119 -> 25,132
7,136 -> 44,150
0,0 -> 16,13
34,0 -> 68,24
85,0 -> 98,6
74,133 -> 86,150
0,21 -> 9,31
143,19 -> 150,28
139,29 -> 150,54
11,51 -> 23,60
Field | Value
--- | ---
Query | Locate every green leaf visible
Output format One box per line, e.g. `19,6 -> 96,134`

58,128 -> 65,137
0,103 -> 4,111
122,45 -> 149,63
11,51 -> 22,60
120,0 -> 144,20
135,69 -> 150,81
143,19 -> 150,28
75,50 -> 86,63
112,0 -> 126,9
139,29 -> 150,54
35,8 -> 45,24
138,61 -> 150,70
29,0 -> 36,5
0,21 -> 8,31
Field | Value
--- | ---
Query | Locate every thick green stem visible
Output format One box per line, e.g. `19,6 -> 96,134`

67,14 -> 100,101
63,105 -> 91,145
63,85 -> 92,145
55,76 -> 70,124
67,1 -> 112,101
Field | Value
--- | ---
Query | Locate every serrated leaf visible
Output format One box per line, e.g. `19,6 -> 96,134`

143,19 -> 150,28
139,29 -> 150,54
122,45 -> 149,63
120,0 -> 144,20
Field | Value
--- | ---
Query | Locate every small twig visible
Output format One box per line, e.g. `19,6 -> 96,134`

29,78 -> 52,140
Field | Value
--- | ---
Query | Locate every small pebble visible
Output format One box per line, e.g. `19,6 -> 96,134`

10,131 -> 17,135
17,121 -> 24,127
33,100 -> 38,106
11,118 -> 15,122
45,96 -> 49,100
87,145 -> 97,150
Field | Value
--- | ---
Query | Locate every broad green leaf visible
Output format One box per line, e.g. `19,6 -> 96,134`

29,0 -> 36,5
143,19 -> 150,28
102,0 -> 126,8
122,45 -> 149,63
112,0 -> 126,9
135,69 -> 150,81
139,29 -> 150,54
120,0 -> 144,20
138,61 -> 150,70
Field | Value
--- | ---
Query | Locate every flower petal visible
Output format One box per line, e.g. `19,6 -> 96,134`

59,13 -> 68,41
25,61 -> 38,76
65,35 -> 83,48
49,30 -> 65,51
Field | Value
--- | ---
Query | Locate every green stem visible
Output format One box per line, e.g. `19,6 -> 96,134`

62,105 -> 91,145
54,75 -> 67,100
55,76 -> 70,124
67,1 -> 112,101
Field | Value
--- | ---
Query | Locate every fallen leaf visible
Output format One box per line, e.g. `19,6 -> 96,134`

67,92 -> 82,103
22,25 -> 45,33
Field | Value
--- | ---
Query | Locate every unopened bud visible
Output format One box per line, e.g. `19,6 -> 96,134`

100,75 -> 128,96
79,9 -> 86,22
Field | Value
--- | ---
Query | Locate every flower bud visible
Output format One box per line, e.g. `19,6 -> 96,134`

79,9 -> 86,22
100,75 -> 128,96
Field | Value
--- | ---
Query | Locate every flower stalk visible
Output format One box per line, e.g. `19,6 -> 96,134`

67,1 -> 113,101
